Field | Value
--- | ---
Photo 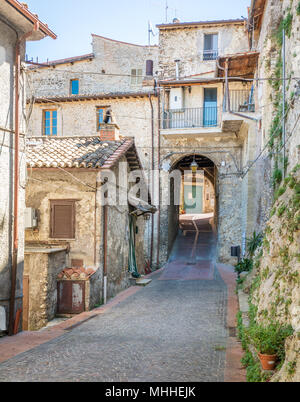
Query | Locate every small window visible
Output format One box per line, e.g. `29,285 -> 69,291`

70,79 -> 79,95
43,110 -> 57,136
97,107 -> 106,130
50,200 -> 75,239
203,34 -> 218,61
131,69 -> 143,86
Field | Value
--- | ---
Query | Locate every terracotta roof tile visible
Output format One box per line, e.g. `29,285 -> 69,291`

26,136 -> 134,169
58,267 -> 96,280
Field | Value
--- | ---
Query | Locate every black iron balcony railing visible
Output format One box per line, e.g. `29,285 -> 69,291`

162,107 -> 220,130
229,90 -> 255,113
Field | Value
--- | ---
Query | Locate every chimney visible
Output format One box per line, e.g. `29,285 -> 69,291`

99,109 -> 120,141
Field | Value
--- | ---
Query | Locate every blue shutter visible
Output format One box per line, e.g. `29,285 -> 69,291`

71,80 -> 79,95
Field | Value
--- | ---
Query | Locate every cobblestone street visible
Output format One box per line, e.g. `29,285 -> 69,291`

0,229 -> 239,382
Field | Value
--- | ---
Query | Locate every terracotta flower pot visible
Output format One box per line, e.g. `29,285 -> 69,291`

258,353 -> 277,370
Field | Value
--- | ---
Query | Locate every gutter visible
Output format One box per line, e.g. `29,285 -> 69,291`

103,205 -> 108,305
8,27 -> 37,336
148,94 -> 155,270
156,84 -> 161,268
5,0 -> 57,39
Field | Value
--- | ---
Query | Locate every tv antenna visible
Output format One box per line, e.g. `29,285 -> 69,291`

165,0 -> 169,23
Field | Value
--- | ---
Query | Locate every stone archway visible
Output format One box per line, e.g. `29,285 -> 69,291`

160,153 -> 219,261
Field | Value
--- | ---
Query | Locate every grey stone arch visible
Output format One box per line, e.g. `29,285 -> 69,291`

159,152 -> 220,263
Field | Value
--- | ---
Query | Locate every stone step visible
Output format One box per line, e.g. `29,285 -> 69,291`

135,278 -> 152,287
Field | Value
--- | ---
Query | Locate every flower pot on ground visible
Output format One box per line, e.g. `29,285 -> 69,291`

258,353 -> 277,371
247,323 -> 294,371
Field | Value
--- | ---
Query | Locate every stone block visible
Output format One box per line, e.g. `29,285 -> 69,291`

0,306 -> 6,331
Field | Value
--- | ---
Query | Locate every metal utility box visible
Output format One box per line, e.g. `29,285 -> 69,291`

25,208 -> 38,229
170,87 -> 184,110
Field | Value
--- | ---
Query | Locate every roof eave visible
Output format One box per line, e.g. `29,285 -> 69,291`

5,0 -> 57,40
156,19 -> 246,30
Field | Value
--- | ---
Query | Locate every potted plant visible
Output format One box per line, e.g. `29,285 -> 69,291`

248,324 -> 278,370
247,323 -> 293,371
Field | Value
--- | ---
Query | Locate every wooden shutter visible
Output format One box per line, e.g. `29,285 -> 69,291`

50,200 -> 75,239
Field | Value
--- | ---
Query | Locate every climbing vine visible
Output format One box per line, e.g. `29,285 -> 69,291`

267,4 -> 295,190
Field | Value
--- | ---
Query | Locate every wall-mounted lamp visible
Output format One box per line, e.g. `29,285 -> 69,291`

190,155 -> 198,174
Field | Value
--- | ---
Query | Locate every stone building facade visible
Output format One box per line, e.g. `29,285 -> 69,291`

26,18 -> 269,267
25,136 -> 150,330
0,0 -> 55,335
26,34 -> 159,97
157,19 -> 262,263
26,34 -> 161,268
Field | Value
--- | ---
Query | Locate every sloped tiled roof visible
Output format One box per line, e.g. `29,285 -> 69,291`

58,267 -> 96,280
26,136 -> 135,169
27,53 -> 94,69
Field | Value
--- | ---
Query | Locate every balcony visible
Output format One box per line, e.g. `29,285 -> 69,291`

161,107 -> 223,138
229,90 -> 255,113
203,49 -> 219,61
162,107 -> 221,129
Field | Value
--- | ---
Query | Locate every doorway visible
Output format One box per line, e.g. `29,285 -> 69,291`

167,154 -> 218,259
203,88 -> 218,127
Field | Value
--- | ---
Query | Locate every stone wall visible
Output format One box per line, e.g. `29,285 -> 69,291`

26,169 -> 99,269
239,0 -> 300,382
27,95 -> 159,172
158,131 -> 247,264
26,35 -> 159,98
0,19 -> 26,331
102,158 -> 147,299
24,249 -> 67,331
158,22 -> 249,80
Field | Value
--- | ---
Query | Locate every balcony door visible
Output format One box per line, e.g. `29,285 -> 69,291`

203,88 -> 218,127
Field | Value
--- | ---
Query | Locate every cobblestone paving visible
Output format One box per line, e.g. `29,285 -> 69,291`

0,233 -> 228,382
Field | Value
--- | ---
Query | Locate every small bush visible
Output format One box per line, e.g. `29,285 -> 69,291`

235,258 -> 253,276
273,168 -> 283,187
247,232 -> 263,258
247,323 -> 293,356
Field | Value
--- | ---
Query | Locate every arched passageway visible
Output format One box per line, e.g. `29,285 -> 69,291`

166,154 -> 218,264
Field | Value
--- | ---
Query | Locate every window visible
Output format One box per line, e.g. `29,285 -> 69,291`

70,79 -> 79,95
97,107 -> 106,130
131,69 -> 143,86
50,200 -> 75,239
203,34 -> 218,61
43,110 -> 57,136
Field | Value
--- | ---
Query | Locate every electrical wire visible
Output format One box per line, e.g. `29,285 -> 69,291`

26,64 -> 300,83
241,94 -> 297,179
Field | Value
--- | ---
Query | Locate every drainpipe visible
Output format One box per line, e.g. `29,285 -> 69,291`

148,94 -> 155,270
156,84 -> 161,268
8,26 -> 38,336
175,60 -> 180,80
103,205 -> 108,305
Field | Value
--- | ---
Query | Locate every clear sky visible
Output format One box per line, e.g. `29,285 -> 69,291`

26,0 -> 250,62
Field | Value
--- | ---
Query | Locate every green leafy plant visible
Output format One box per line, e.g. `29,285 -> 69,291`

287,360 -> 297,376
273,168 -> 283,187
235,258 -> 253,277
247,323 -> 293,356
247,232 -> 263,258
